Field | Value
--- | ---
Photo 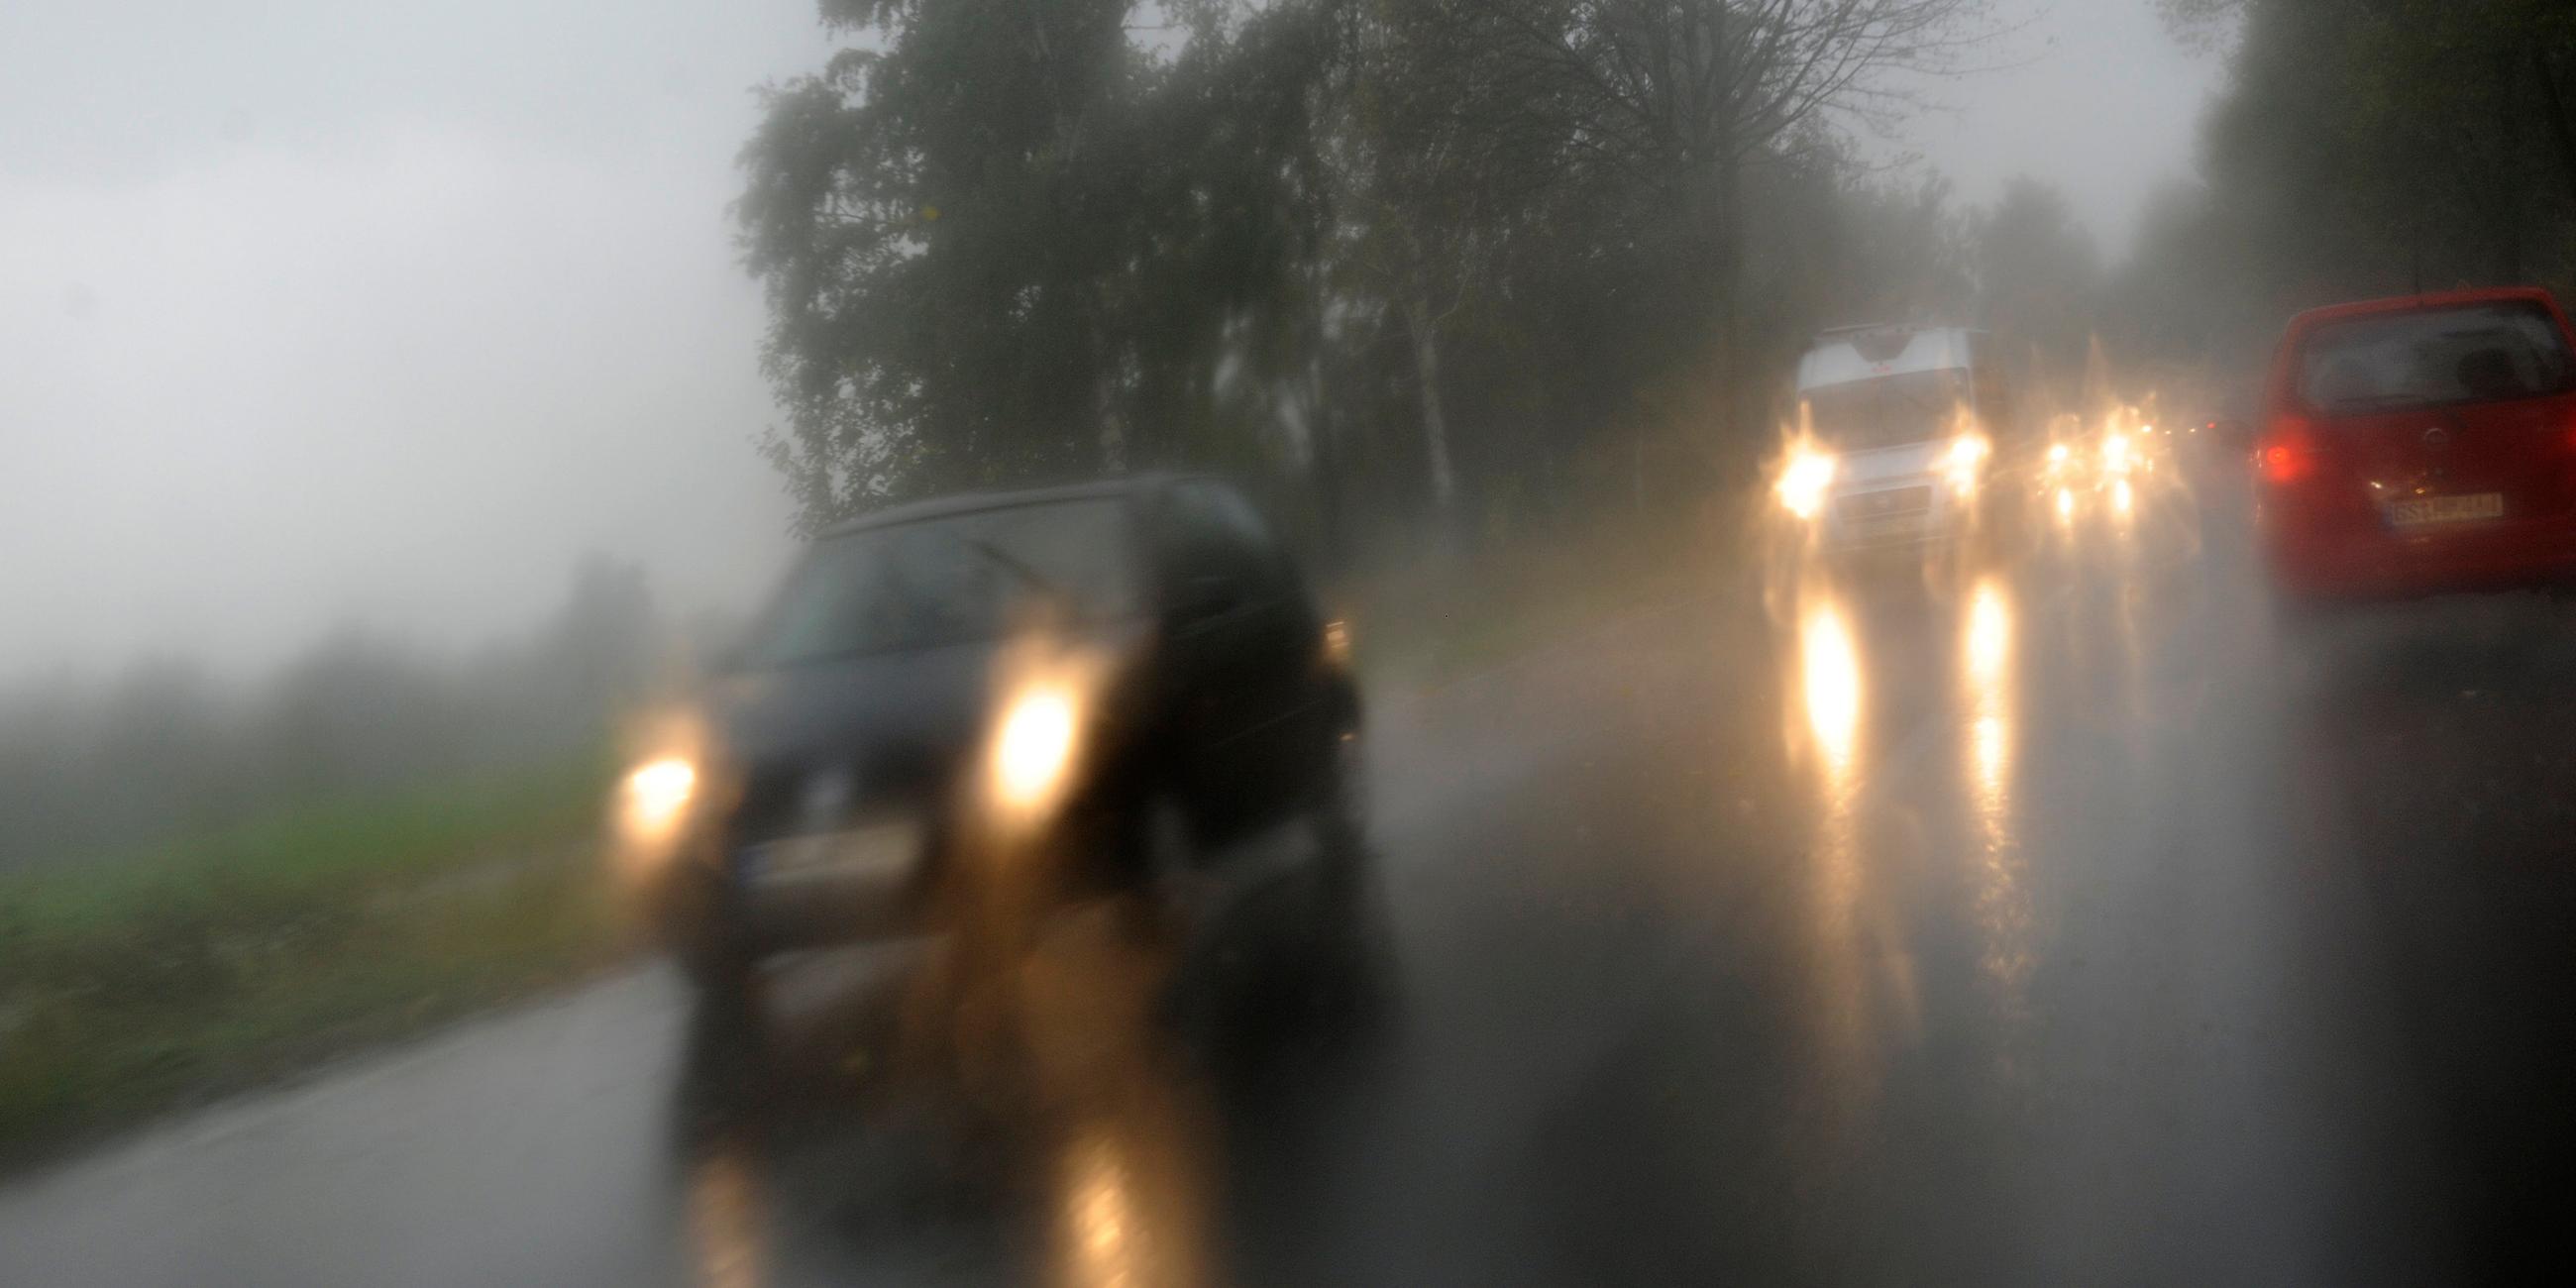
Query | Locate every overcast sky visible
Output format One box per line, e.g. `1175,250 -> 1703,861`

1913,0 -> 2225,248
0,0 -> 2220,682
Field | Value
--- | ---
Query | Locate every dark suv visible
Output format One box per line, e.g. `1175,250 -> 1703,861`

614,475 -> 1365,990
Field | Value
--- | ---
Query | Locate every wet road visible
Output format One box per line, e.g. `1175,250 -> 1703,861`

13,469 -> 2576,1284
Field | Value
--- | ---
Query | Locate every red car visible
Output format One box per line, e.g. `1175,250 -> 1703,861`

2256,286 -> 2576,604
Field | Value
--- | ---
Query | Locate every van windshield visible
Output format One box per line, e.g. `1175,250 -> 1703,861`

1802,369 -> 1972,450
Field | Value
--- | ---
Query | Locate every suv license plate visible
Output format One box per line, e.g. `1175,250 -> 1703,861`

739,819 -> 920,884
2388,493 -> 2503,527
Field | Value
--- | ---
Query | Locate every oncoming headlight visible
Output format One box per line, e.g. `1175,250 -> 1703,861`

1777,450 -> 1837,520
1944,433 -> 1991,491
990,683 -> 1081,823
620,756 -> 698,846
2102,432 -> 2132,476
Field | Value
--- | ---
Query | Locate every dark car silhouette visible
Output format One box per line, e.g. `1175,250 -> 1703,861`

615,475 -> 1366,991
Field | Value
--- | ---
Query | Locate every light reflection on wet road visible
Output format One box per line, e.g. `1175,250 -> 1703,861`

15,462 -> 2576,1282
1960,578 -> 2033,1062
1790,590 -> 1880,1159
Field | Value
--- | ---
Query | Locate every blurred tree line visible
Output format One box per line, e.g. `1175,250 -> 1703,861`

2122,0 -> 2576,389
0,559 -> 661,870
735,0 -> 2055,554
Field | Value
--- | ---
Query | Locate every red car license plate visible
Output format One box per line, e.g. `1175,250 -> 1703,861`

2387,493 -> 2503,527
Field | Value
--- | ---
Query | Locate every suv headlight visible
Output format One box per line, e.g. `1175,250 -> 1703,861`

990,683 -> 1081,821
614,755 -> 700,870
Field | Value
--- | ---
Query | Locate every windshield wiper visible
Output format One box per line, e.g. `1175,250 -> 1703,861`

961,538 -> 1075,610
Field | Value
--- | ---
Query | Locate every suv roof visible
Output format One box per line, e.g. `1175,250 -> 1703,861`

816,473 -> 1210,539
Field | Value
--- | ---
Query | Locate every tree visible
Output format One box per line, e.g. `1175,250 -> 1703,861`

1385,0 -> 2002,450
2100,0 -> 2576,413
1326,0 -> 1609,520
738,0 -> 1342,534
2155,0 -> 2576,321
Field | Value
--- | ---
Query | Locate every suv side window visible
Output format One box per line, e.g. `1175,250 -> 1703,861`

1162,482 -> 1286,606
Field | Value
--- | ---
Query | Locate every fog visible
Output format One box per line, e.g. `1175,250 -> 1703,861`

24,4 -> 2576,1282
0,0 -> 2208,683
1912,0 -> 2222,247
0,0 -> 835,678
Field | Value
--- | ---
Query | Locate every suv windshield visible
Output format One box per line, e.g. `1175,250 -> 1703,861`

2298,301 -> 2575,413
1803,369 -> 1971,449
736,498 -> 1138,668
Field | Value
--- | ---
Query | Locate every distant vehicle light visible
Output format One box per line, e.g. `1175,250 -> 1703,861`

1322,618 -> 1353,669
1777,449 -> 1837,520
2102,432 -> 2132,476
2048,442 -> 2071,465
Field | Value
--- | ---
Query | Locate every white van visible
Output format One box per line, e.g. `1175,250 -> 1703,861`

1775,325 -> 2017,550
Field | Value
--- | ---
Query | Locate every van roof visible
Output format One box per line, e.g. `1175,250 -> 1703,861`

1797,325 -> 1980,392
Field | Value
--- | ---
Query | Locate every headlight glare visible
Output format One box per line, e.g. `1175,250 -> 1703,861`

621,756 -> 698,844
1944,433 -> 1991,491
992,684 -> 1080,819
1777,450 -> 1837,520
2102,432 -> 2132,476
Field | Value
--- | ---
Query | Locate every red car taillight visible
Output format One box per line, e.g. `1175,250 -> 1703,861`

2257,417 -> 2320,485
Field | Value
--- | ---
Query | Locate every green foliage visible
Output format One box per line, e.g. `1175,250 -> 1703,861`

2121,0 -> 2576,369
738,0 -> 1337,530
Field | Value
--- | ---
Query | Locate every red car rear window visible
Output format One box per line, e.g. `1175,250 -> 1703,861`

2297,300 -> 2574,414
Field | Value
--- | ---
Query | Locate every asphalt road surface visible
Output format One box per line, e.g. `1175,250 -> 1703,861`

13,467 -> 2576,1285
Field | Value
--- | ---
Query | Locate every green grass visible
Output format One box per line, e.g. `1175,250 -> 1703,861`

0,755 -> 636,1169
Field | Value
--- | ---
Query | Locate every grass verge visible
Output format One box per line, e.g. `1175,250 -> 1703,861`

0,757 -> 635,1171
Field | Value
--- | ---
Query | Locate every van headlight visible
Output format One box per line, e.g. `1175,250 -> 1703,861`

1944,433 -> 1991,492
1777,450 -> 1837,520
